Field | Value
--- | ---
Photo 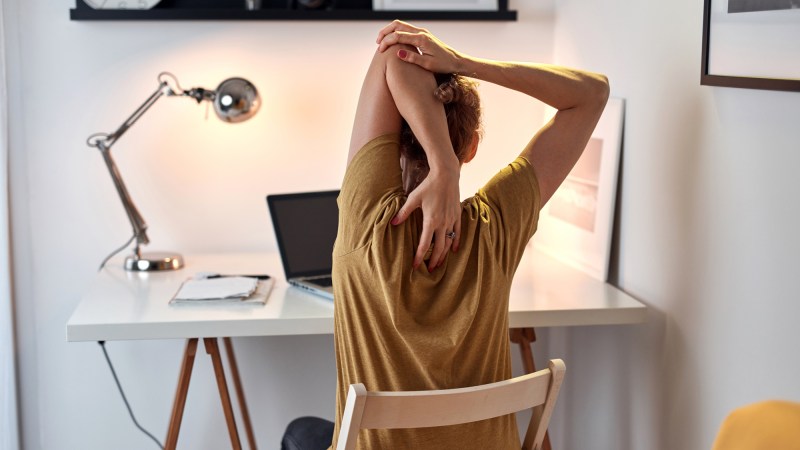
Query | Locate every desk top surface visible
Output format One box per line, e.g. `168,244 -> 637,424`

67,248 -> 647,342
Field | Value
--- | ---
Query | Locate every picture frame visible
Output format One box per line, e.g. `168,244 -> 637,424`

701,0 -> 800,92
372,0 -> 498,11
531,98 -> 625,282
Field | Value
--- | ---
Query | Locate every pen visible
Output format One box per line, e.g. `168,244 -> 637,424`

206,274 -> 272,280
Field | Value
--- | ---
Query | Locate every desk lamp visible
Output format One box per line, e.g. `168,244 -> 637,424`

87,72 -> 260,272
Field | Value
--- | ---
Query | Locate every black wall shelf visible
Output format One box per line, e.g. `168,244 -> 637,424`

70,0 -> 517,21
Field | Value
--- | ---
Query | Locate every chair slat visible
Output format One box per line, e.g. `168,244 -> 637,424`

338,359 -> 566,450
360,369 -> 551,429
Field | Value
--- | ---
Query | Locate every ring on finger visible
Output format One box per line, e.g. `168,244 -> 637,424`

445,231 -> 456,239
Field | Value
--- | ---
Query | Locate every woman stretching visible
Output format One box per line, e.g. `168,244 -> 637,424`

282,20 -> 609,450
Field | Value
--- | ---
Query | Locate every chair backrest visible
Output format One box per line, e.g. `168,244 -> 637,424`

335,359 -> 565,450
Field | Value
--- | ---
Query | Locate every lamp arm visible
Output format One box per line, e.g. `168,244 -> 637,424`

103,81 -> 170,148
96,141 -> 149,253
88,80 -> 174,255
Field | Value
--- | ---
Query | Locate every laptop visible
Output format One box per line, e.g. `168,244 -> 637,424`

266,190 -> 339,300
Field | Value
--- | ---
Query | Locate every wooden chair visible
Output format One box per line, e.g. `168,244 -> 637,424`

335,359 -> 566,450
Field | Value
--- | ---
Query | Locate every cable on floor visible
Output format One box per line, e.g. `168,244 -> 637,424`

99,341 -> 164,449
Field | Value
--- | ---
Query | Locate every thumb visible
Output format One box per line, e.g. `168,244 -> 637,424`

392,192 -> 420,226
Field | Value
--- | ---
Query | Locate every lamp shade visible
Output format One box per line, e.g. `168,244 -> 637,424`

213,77 -> 260,123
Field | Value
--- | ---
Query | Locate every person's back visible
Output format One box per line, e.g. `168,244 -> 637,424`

332,134 -> 540,448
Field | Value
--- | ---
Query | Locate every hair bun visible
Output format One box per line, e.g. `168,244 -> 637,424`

434,77 -> 461,104
400,73 -> 481,167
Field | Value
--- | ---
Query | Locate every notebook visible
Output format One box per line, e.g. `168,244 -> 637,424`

266,190 -> 339,300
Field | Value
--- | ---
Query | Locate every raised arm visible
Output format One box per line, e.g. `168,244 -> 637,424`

347,41 -> 462,271
377,21 -> 610,205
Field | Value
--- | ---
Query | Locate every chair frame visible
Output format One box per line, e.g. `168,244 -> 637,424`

335,359 -> 566,450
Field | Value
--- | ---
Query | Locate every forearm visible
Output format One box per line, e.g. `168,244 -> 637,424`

382,45 -> 462,267
375,20 -> 610,207
385,45 -> 460,173
376,21 -> 608,112
456,57 -> 609,111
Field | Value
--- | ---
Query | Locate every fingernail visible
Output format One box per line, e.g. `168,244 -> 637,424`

398,49 -> 407,58
391,216 -> 399,225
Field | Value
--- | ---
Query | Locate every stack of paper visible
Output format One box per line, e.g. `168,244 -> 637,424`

170,276 -> 273,305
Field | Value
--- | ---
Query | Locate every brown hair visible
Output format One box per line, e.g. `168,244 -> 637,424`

400,73 -> 482,165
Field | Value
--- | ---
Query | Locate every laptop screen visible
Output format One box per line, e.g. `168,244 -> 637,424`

267,190 -> 339,279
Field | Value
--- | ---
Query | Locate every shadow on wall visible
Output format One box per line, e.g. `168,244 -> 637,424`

536,308 -> 668,450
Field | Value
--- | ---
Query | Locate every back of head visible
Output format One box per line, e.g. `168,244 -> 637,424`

400,73 -> 482,165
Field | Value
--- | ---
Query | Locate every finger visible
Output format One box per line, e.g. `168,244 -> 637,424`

452,216 -> 462,253
431,224 -> 451,269
378,31 -> 425,53
378,31 -> 405,52
376,21 -> 417,45
414,224 -> 434,270
376,20 -> 425,44
435,242 -> 450,270
392,193 -> 421,226
375,21 -> 401,44
376,23 -> 393,44
430,228 -> 449,271
438,226 -> 455,267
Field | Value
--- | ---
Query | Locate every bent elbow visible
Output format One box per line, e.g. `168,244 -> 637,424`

591,73 -> 610,107
599,74 -> 610,100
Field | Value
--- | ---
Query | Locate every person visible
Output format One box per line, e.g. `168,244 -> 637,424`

282,20 -> 609,450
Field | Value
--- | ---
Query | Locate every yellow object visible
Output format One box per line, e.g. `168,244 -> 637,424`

712,400 -> 800,450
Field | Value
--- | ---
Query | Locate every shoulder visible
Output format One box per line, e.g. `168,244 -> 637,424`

340,133 -> 403,204
478,156 -> 541,211
345,133 -> 401,178
336,134 -> 406,256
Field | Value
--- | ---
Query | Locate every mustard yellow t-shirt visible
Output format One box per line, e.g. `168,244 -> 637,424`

331,134 -> 541,449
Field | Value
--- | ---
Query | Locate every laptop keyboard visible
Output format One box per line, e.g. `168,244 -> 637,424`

311,276 -> 333,287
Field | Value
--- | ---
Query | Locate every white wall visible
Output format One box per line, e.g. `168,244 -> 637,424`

5,1 -> 556,448
16,1 -> 798,449
535,0 -> 800,449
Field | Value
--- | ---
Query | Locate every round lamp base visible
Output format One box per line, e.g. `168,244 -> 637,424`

125,252 -> 184,271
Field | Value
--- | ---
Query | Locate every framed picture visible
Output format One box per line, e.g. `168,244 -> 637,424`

373,0 -> 498,11
531,98 -> 625,282
701,0 -> 800,92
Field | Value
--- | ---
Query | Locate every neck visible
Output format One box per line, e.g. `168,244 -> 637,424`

401,157 -> 430,194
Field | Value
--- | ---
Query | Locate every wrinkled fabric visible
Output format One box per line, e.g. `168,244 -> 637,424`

331,134 -> 541,449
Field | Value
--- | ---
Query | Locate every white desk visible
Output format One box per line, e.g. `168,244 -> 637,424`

67,248 -> 647,450
68,248 -> 645,342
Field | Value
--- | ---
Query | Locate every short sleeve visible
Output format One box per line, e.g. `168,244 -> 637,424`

476,156 -> 541,275
335,134 -> 405,256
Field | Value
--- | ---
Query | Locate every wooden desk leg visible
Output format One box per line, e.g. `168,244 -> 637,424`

205,338 -> 243,450
510,328 -> 553,450
165,338 -> 199,450
223,337 -> 257,450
